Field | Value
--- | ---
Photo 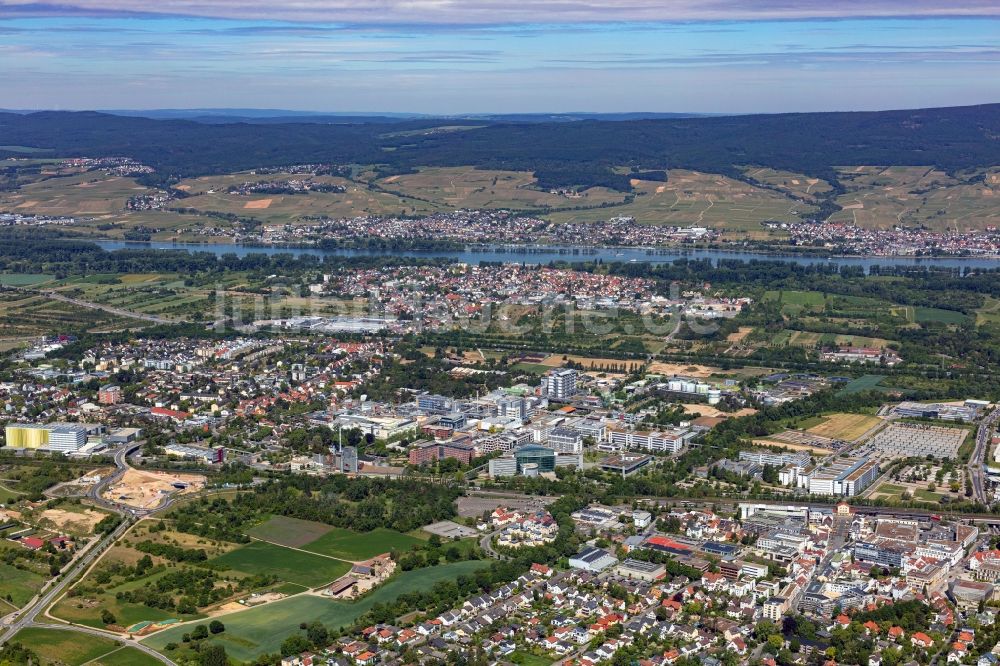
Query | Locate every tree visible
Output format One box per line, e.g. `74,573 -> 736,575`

280,634 -> 311,657
305,621 -> 328,647
191,624 -> 209,641
101,609 -> 116,626
199,643 -> 228,666
209,620 -> 225,634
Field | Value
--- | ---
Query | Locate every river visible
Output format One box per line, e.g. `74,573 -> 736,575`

94,240 -> 1000,272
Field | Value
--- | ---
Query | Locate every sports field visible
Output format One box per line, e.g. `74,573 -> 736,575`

145,560 -> 488,662
806,413 -> 882,441
302,527 -> 424,561
210,541 -> 352,588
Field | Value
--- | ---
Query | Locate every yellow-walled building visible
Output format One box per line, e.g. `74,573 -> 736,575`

4,424 -> 50,449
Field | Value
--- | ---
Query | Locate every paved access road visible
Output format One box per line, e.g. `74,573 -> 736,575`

970,407 -> 1000,505
0,444 -> 177,665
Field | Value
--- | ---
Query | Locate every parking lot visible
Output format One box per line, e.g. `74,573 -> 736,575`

854,421 -> 968,461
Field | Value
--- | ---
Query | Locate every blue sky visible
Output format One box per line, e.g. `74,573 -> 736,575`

1,3 -> 999,113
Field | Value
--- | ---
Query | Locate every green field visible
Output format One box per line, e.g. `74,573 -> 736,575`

302,527 -> 424,561
53,591 -> 188,629
10,627 -> 128,666
792,415 -> 828,430
210,541 -> 351,587
0,292 -> 145,336
914,489 -> 946,502
977,297 -> 1000,326
838,374 -> 887,395
912,306 -> 970,325
90,646 -> 165,666
0,273 -> 54,286
0,482 -> 23,504
246,515 -> 333,549
511,652 -> 555,666
145,560 -> 488,662
0,562 -> 46,608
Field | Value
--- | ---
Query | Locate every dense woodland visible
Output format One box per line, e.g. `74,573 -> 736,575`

2,104 -> 1000,191
172,476 -> 462,542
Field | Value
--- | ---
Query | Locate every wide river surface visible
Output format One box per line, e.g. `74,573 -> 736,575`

95,240 -> 1000,272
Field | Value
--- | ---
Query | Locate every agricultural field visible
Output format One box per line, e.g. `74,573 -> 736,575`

0,273 -> 54,286
145,560 -> 489,663
743,167 -> 833,202
246,515 -> 334,548
301,527 -> 425,561
247,516 -> 425,562
377,166 -> 628,211
977,297 -> 1000,326
8,627 -> 160,666
829,166 -> 1000,231
210,541 -> 352,588
776,329 -> 897,349
173,171 -> 441,224
546,169 -> 813,231
0,169 -> 153,218
805,412 -> 883,441
838,375 -> 888,395
0,291 -> 145,336
0,561 -> 46,609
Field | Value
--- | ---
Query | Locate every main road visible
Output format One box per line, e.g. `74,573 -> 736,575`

969,407 -> 1000,506
0,443 -> 177,665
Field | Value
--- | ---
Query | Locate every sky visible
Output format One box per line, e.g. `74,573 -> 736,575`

1,1 -> 999,113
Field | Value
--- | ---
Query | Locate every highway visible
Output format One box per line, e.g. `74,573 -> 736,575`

0,443 -> 177,665
969,407 -> 1000,505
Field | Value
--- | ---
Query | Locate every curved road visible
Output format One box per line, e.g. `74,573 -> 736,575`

0,444 -> 177,665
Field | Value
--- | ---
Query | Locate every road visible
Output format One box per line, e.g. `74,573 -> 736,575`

31,623 -> 177,665
0,443 -> 177,665
969,407 -> 1000,505
479,529 -> 503,560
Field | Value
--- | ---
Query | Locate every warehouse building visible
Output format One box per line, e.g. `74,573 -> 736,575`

5,423 -> 89,453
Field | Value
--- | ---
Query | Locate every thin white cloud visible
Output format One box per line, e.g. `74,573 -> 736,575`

3,0 -> 1000,23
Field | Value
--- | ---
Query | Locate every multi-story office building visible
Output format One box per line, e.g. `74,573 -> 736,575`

548,427 -> 583,454
607,427 -> 691,454
796,456 -> 880,497
738,450 -> 811,468
541,369 -> 577,400
416,393 -> 452,414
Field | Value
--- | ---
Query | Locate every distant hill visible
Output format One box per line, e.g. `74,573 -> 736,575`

1,104 -> 998,191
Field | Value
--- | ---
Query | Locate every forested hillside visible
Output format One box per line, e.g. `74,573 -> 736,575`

1,104 -> 999,191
